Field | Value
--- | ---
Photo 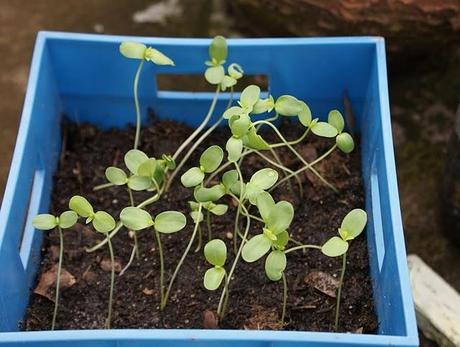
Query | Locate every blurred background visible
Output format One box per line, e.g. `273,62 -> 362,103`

1,1 -> 459,345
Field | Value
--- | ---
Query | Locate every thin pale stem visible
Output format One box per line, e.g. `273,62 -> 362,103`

165,87 -> 231,192
194,224 -> 203,253
86,193 -> 160,253
93,182 -> 115,191
272,145 -> 338,192
51,226 -> 64,330
284,244 -> 322,254
281,272 -> 288,324
171,86 -> 220,161
119,244 -> 136,277
206,210 -> 212,241
162,204 -> 203,309
133,60 -> 145,150
105,234 -> 115,329
217,163 -> 249,318
254,120 -> 335,192
335,252 -> 347,331
220,272 -> 230,317
154,229 -> 165,308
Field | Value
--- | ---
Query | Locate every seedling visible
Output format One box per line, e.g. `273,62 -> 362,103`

321,208 -> 367,331
32,210 -> 78,329
203,239 -> 229,316
119,206 -> 186,309
119,41 -> 175,150
241,191 -> 293,323
69,195 -> 117,328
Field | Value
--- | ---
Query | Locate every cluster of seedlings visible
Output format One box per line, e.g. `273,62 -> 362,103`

33,36 -> 367,331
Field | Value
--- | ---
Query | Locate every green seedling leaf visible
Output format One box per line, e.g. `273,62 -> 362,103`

226,137 -> 243,162
209,35 -> 227,65
266,201 -> 294,234
246,127 -> 270,150
188,201 -> 200,211
162,154 -> 176,170
328,109 -> 345,133
275,95 -> 303,116
242,234 -> 271,262
105,167 -> 128,186
190,210 -> 204,223
250,168 -> 278,190
298,101 -> 312,127
154,211 -> 187,234
69,195 -> 94,218
221,76 -> 237,91
272,230 -> 289,250
252,95 -> 275,114
138,158 -> 157,178
222,170 -> 238,190
204,239 -> 227,266
230,180 -> 245,197
228,63 -> 243,79
321,236 -> 349,257
340,208 -> 367,240
119,41 -> 146,59
265,250 -> 287,281
120,207 -> 154,231
125,149 -> 149,175
240,85 -> 260,109
93,211 -> 116,233
311,122 -> 338,138
205,66 -> 225,85
223,106 -> 243,119
200,145 -> 224,173
32,214 -> 57,230
194,185 -> 226,203
59,211 -> 78,229
204,267 -> 226,290
144,47 -> 175,66
181,167 -> 205,188
128,175 -> 152,191
229,114 -> 251,138
256,191 -> 275,222
336,132 -> 355,153
209,204 -> 228,216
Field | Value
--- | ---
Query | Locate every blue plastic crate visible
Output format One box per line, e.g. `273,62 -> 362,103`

0,32 -> 418,346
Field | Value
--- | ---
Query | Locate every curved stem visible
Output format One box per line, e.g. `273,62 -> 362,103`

133,60 -> 145,150
252,149 -> 303,197
254,120 -> 337,192
154,229 -> 165,308
119,244 -> 136,277
272,145 -> 338,192
105,234 -> 115,329
86,193 -> 160,253
171,86 -> 220,161
165,86 -> 233,191
281,272 -> 288,324
51,226 -> 64,330
162,204 -> 203,309
284,244 -> 321,254
93,182 -> 115,191
335,252 -> 347,331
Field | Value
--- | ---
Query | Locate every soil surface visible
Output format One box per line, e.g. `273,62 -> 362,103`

24,116 -> 377,333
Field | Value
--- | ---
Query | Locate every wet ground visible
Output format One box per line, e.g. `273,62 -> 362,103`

1,0 -> 459,345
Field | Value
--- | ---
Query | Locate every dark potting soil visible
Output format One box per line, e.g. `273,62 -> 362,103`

24,116 -> 378,333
